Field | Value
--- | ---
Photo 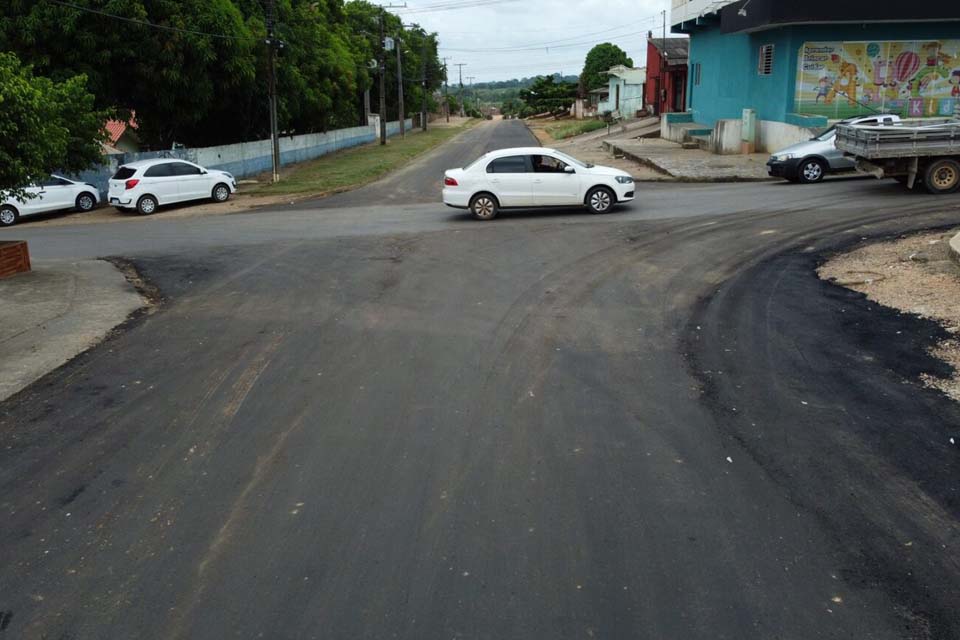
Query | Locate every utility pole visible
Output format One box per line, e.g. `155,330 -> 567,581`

266,0 -> 281,182
454,63 -> 466,117
378,8 -> 387,145
420,37 -> 429,132
397,35 -> 405,138
466,76 -> 476,115
660,9 -> 667,116
442,57 -> 450,123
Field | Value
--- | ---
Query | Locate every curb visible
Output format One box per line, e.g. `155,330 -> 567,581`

950,230 -> 960,267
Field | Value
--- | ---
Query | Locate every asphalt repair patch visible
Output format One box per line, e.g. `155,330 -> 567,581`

683,239 -> 960,639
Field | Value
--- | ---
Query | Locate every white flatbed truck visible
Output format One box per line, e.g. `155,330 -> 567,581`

835,118 -> 960,194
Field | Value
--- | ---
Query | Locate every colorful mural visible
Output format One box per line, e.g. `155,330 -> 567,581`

796,40 -> 960,119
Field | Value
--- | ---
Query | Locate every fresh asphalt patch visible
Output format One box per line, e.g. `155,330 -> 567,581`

684,229 -> 960,638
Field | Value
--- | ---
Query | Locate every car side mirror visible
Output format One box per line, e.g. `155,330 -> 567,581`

201,170 -> 208,174
564,165 -> 575,174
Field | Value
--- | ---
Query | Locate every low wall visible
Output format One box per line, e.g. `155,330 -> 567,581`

76,119 -> 414,197
706,118 -> 819,154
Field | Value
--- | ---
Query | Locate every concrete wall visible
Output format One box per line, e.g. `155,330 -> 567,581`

76,119 -> 414,198
707,118 -> 819,154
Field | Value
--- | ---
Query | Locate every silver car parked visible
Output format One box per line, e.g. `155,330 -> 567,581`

767,114 -> 901,183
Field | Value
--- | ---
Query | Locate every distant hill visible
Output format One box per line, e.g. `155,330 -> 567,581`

460,74 -> 579,107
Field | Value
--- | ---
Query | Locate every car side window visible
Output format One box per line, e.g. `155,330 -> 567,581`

144,164 -> 174,178
41,177 -> 63,188
486,156 -> 529,173
172,162 -> 203,176
531,155 -> 568,173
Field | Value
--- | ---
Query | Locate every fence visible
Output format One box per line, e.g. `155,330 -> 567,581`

76,118 -> 415,197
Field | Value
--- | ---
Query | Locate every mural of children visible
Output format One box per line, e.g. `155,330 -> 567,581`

951,70 -> 960,98
815,76 -> 832,102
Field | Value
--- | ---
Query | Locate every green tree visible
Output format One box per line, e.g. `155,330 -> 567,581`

519,76 -> 577,118
0,52 -> 107,198
579,43 -> 633,96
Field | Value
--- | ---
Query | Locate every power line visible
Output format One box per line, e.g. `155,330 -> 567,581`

399,0 -> 522,14
44,0 -> 260,41
439,28 -> 653,53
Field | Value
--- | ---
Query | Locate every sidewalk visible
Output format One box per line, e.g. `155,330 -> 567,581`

603,137 -> 774,182
0,260 -> 145,401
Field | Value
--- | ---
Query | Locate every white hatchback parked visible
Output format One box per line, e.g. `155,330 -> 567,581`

442,147 -> 635,220
0,175 -> 100,226
108,159 -> 237,215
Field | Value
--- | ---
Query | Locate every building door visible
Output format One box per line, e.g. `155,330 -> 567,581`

615,83 -> 620,110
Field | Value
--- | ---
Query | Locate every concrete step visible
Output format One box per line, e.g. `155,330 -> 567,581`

691,134 -> 712,151
632,123 -> 662,139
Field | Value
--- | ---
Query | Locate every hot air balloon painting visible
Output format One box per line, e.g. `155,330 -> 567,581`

895,51 -> 921,84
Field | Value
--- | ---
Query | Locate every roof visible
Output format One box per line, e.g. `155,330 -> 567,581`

590,87 -> 610,95
649,38 -> 689,65
605,65 -> 647,85
104,113 -> 138,145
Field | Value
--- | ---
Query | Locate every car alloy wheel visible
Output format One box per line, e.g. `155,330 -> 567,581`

0,206 -> 17,226
588,188 -> 613,213
471,195 -> 497,220
77,194 -> 95,211
213,184 -> 230,202
137,196 -> 157,215
800,159 -> 824,183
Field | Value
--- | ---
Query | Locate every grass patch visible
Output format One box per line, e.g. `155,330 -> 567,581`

249,120 -> 478,197
544,119 -> 607,140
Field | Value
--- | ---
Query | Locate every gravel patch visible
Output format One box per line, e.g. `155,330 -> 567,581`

818,228 -> 960,402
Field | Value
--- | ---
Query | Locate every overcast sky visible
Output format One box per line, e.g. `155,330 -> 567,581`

394,0 -> 674,83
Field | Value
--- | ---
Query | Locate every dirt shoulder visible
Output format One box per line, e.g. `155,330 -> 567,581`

819,227 -> 960,401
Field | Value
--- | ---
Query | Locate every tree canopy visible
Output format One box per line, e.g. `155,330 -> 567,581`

0,52 -> 107,198
518,76 -> 577,118
0,0 -> 443,149
579,43 -> 634,96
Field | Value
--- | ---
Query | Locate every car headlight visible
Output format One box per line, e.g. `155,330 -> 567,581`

772,153 -> 798,162
615,176 -> 634,184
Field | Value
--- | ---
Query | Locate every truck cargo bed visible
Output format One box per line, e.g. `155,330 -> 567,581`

835,119 -> 960,159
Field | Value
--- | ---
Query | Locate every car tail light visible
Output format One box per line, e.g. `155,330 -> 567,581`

444,176 -> 458,186
125,179 -> 139,190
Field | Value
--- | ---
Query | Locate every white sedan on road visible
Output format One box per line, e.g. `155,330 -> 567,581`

443,147 -> 635,220
1,175 -> 100,226
108,158 -> 237,215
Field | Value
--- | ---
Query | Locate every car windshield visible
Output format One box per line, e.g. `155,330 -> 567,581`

463,155 -> 486,171
814,126 -> 837,141
551,150 -> 593,169
112,167 -> 136,180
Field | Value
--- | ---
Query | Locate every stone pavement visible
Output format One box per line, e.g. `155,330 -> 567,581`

0,259 -> 145,400
547,125 -> 775,182
604,137 -> 774,182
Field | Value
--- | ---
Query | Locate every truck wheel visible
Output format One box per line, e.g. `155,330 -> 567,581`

923,159 -> 960,194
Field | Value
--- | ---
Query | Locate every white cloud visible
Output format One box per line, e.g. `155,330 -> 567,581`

396,0 -> 673,82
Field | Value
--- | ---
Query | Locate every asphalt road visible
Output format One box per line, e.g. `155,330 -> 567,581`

2,119 -> 960,639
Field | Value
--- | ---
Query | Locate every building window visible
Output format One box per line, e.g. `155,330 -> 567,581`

693,63 -> 702,86
758,44 -> 774,76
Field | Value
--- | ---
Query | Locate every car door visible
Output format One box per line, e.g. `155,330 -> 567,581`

530,154 -> 581,206
142,163 -> 180,203
170,162 -> 208,201
16,185 -> 46,215
33,176 -> 75,213
485,156 -> 533,207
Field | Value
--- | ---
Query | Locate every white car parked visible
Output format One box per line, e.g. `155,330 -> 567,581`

108,159 -> 237,215
0,175 -> 100,226
442,147 -> 635,220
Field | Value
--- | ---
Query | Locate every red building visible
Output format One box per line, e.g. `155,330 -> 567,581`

645,35 -> 689,115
